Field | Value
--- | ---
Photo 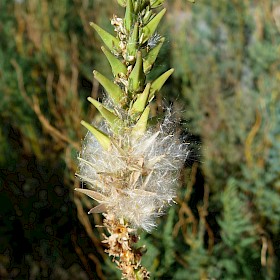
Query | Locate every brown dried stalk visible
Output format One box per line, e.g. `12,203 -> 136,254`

102,214 -> 150,280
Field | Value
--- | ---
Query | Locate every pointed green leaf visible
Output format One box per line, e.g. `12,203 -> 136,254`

127,22 -> 139,62
141,8 -> 166,44
131,83 -> 151,114
81,120 -> 111,150
128,51 -> 145,94
101,46 -> 127,77
93,70 -> 124,104
143,37 -> 165,73
90,22 -> 121,53
149,68 -> 174,101
132,106 -> 150,137
87,97 -> 123,133
124,0 -> 134,32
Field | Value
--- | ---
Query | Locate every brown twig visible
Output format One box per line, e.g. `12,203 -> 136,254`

74,193 -> 106,259
71,231 -> 95,278
88,253 -> 106,280
32,95 -> 80,150
245,109 -> 261,167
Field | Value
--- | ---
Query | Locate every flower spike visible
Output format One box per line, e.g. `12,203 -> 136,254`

76,1 -> 193,279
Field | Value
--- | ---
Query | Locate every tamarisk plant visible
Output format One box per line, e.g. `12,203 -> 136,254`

75,0 -> 191,279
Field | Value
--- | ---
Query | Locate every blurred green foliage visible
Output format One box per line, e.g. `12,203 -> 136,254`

0,0 -> 279,279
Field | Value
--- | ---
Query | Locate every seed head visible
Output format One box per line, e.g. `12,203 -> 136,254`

76,114 -> 188,232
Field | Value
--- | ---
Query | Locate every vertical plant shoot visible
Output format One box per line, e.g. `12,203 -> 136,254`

75,0 -> 191,278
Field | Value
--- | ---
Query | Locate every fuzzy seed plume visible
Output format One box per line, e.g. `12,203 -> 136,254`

76,114 -> 188,232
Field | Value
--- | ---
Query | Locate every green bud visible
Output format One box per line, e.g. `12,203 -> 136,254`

81,120 -> 111,150
101,46 -> 127,77
133,0 -> 140,13
128,51 -> 145,94
90,22 -> 121,53
132,106 -> 150,138
131,83 -> 151,114
143,37 -> 165,73
93,70 -> 124,104
149,68 -> 174,101
143,0 -> 151,11
124,0 -> 135,32
87,97 -> 123,134
140,8 -> 166,44
142,8 -> 153,25
127,22 -> 139,62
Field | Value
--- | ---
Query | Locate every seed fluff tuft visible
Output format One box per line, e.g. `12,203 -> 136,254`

76,113 -> 189,232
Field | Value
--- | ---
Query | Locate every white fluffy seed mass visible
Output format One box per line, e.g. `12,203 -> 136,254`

76,117 -> 188,232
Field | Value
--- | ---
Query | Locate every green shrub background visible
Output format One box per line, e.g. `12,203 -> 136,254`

1,0 -> 280,279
